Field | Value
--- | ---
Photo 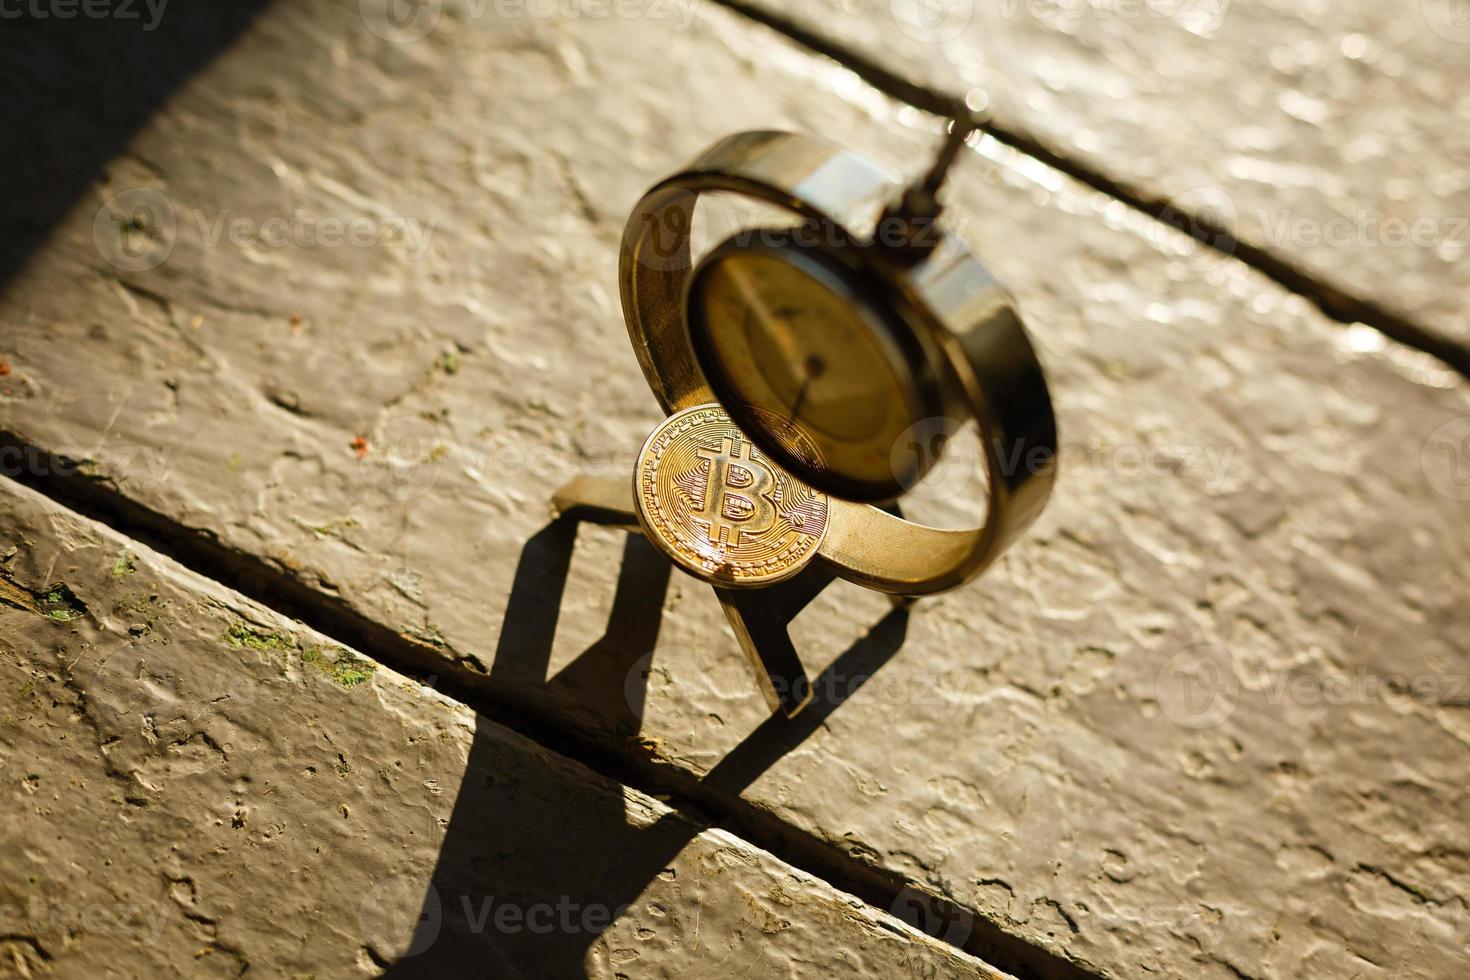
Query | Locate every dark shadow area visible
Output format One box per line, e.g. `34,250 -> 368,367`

496,524 -> 674,731
0,1 -> 275,291
381,515 -> 910,977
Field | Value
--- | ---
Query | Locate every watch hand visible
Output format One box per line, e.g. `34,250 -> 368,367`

791,380 -> 810,422
790,354 -> 825,423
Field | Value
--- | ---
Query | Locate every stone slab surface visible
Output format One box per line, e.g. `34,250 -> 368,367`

3,2 -> 1470,979
743,0 -> 1470,349
0,477 -> 1002,979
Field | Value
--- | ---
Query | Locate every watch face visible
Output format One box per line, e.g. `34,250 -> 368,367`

688,239 -> 932,501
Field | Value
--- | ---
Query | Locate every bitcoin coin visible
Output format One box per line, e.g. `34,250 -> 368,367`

634,404 -> 829,587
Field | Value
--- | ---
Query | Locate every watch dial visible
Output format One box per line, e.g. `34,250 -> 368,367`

692,247 -> 921,496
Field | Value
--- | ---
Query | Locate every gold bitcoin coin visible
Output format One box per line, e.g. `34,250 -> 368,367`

634,404 -> 829,587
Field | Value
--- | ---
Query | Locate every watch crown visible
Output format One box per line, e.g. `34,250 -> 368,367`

878,100 -> 985,255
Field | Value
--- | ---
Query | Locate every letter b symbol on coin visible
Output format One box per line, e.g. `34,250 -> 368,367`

694,436 -> 778,547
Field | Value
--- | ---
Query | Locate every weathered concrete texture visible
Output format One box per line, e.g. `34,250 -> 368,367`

741,0 -> 1470,350
2,1 -> 1469,978
0,478 -> 1002,979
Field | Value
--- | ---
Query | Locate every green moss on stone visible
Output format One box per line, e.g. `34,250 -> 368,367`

224,622 -> 374,687
42,584 -> 87,622
224,622 -> 295,652
302,644 -> 377,688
